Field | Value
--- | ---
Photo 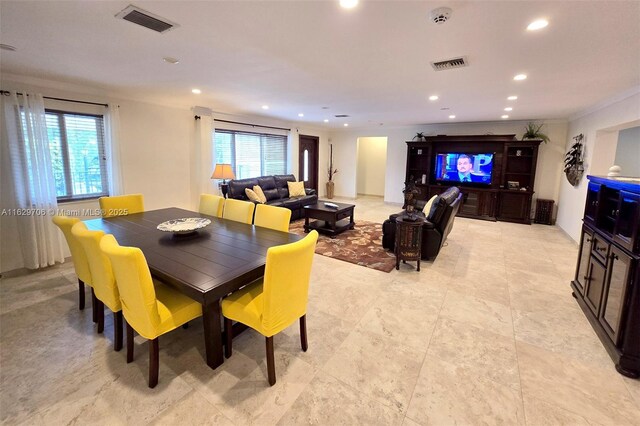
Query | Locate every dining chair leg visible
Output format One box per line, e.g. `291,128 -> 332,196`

299,315 -> 308,352
96,300 -> 105,334
149,338 -> 159,389
78,279 -> 85,310
91,289 -> 98,323
114,311 -> 123,352
126,322 -> 134,363
224,318 -> 233,359
266,336 -> 276,386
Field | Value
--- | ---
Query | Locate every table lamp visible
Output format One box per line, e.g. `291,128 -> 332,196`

211,164 -> 235,198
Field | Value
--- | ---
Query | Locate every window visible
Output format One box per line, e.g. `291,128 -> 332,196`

45,110 -> 108,201
214,129 -> 287,179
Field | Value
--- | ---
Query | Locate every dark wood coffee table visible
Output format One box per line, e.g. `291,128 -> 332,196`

304,201 -> 355,237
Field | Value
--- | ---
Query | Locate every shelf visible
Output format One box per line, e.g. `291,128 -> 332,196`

505,172 -> 532,176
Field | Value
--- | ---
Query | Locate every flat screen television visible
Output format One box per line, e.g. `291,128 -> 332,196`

434,152 -> 494,185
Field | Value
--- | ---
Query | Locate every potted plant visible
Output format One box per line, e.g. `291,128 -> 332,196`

522,122 -> 550,143
327,144 -> 338,199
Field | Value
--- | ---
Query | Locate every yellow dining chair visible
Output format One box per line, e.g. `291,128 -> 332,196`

72,223 -> 123,351
222,198 -> 255,224
98,194 -> 144,218
100,234 -> 203,388
253,204 -> 291,232
199,194 -> 225,217
222,230 -> 319,386
52,216 -> 97,319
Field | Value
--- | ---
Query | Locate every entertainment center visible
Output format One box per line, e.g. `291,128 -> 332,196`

405,134 -> 542,224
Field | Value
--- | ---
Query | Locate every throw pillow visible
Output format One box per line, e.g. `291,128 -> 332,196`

287,181 -> 306,197
245,188 -> 264,203
427,196 -> 442,221
423,195 -> 438,215
253,185 -> 267,204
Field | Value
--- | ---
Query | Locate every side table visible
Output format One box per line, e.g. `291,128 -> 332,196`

395,217 -> 424,271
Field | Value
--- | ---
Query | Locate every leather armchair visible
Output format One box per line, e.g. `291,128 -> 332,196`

382,186 -> 462,260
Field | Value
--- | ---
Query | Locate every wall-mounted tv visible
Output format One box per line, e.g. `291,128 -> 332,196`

434,152 -> 494,185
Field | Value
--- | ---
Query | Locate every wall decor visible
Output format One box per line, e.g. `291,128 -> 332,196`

564,133 -> 585,186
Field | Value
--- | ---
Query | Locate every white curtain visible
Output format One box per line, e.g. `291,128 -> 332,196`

104,104 -> 123,195
2,91 -> 64,269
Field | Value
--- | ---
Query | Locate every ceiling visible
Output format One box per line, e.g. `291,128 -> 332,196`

1,1 -> 639,128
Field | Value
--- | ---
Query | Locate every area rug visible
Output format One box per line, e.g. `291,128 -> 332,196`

289,220 -> 396,273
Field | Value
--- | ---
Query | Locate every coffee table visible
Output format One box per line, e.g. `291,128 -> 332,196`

304,201 -> 355,237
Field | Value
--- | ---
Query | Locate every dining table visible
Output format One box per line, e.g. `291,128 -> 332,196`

84,207 -> 301,369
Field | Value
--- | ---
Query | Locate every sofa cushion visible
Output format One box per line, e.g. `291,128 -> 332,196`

228,178 -> 259,200
296,194 -> 318,206
287,181 -> 306,197
266,199 -> 285,207
427,196 -> 444,221
262,188 -> 280,201
245,188 -> 263,203
252,185 -> 267,203
281,198 -> 301,210
277,187 -> 289,199
257,176 -> 277,190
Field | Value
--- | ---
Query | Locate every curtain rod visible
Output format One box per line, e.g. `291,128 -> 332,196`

213,118 -> 290,132
0,90 -> 108,107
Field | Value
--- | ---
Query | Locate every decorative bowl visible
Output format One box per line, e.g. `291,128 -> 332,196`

157,218 -> 211,235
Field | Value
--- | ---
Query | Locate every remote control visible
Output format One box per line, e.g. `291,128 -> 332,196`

324,202 -> 339,209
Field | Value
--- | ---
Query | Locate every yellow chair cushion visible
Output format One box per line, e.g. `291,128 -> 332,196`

253,185 -> 268,204
154,282 -> 203,338
221,279 -> 266,335
287,181 -> 305,197
245,188 -> 263,204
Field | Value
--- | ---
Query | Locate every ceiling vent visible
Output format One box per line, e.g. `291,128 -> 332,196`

429,7 -> 452,24
334,114 -> 350,118
115,5 -> 178,33
430,56 -> 468,71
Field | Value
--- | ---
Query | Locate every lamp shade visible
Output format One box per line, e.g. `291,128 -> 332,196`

211,164 -> 235,180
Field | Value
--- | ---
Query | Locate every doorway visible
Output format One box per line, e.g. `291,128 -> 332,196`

356,137 -> 388,196
298,135 -> 319,192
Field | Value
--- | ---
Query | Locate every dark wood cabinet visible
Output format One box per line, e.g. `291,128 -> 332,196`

572,175 -> 640,378
405,135 -> 540,223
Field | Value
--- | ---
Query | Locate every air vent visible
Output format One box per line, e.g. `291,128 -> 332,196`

334,114 -> 350,118
430,56 -> 468,71
115,5 -> 178,33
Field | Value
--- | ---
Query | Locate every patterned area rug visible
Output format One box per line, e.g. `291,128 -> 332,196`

289,220 -> 396,273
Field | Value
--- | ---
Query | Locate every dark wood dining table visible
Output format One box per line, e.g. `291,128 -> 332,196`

84,207 -> 300,369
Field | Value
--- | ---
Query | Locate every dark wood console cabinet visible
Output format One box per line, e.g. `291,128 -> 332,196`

405,135 -> 541,223
571,175 -> 640,377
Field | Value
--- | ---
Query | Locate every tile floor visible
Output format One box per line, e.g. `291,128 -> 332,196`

2,195 -> 640,425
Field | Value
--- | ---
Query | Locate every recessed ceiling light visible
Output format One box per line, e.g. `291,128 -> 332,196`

507,95 -> 518,101
527,19 -> 549,31
429,95 -> 439,101
191,89 -> 201,94
340,0 -> 358,9
261,105 -> 269,110
344,123 -> 349,127
514,74 -> 527,81
298,113 -> 304,117
0,44 -> 17,51
504,107 -> 513,111
501,115 -> 509,119
449,115 -> 456,119
163,56 -> 179,64
324,119 -> 329,123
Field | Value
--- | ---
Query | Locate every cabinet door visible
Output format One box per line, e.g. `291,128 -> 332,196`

574,227 -> 594,295
613,190 -> 640,253
600,246 -> 634,344
585,256 -> 607,315
459,191 -> 480,216
584,182 -> 602,227
479,192 -> 498,217
498,191 -> 531,223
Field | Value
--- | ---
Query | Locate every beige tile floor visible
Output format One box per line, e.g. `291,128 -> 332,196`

2,195 -> 640,425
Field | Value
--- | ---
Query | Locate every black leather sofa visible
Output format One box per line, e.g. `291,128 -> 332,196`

382,186 -> 463,260
227,174 -> 318,221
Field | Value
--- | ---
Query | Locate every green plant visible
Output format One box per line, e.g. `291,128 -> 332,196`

522,122 -> 550,143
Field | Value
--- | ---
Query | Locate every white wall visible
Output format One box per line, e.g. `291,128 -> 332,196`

556,92 -> 640,243
329,120 -> 568,208
614,126 -> 640,177
356,137 -> 387,196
